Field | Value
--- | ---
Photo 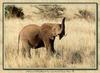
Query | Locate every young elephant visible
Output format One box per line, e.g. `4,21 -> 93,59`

18,17 -> 65,58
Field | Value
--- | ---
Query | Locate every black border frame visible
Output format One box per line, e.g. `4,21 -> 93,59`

2,2 -> 98,70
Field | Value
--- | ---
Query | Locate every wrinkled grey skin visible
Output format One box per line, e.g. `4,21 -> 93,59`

18,17 -> 65,58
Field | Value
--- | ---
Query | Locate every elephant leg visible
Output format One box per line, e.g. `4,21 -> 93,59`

22,40 -> 31,58
26,48 -> 31,58
50,39 -> 62,58
43,38 -> 55,56
21,47 -> 26,58
50,38 -> 56,54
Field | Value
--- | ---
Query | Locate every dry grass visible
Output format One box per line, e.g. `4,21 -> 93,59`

4,4 -> 96,69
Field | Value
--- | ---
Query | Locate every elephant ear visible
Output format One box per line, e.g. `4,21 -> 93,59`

40,24 -> 55,40
59,17 -> 65,39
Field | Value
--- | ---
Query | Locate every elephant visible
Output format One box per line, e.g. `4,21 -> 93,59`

18,17 -> 65,58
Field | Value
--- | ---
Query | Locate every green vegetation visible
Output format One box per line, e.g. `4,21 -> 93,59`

5,5 -> 24,19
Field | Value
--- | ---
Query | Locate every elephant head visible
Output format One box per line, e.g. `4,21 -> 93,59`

51,17 -> 66,40
40,17 -> 66,41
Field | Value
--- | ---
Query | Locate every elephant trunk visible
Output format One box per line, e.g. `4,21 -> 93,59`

59,17 -> 65,39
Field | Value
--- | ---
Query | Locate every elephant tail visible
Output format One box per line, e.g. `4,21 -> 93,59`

17,34 -> 20,55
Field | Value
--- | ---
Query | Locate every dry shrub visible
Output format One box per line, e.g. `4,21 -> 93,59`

75,9 -> 95,21
33,5 -> 65,20
71,51 -> 83,64
5,5 -> 24,19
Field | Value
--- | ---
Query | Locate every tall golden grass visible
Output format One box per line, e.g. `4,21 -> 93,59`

4,4 -> 96,69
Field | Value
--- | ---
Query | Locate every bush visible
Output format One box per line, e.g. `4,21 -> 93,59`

33,5 -> 65,20
5,5 -> 24,19
75,9 -> 95,21
71,51 -> 83,64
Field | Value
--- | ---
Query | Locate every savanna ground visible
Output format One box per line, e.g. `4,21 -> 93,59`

3,4 -> 96,69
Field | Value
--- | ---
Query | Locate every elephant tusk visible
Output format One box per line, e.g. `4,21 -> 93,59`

65,33 -> 67,36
